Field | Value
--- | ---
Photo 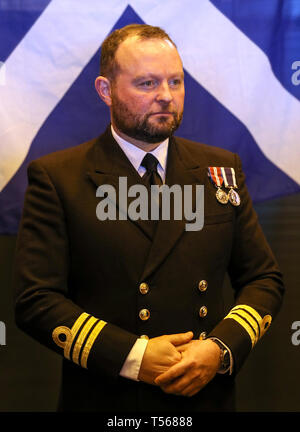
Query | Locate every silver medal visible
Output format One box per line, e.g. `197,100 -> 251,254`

228,188 -> 241,206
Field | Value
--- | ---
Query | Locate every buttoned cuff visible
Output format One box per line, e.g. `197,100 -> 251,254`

119,337 -> 149,381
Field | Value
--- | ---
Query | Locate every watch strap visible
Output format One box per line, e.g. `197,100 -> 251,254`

210,337 -> 231,373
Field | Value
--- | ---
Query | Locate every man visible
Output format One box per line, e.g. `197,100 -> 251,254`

14,24 -> 284,412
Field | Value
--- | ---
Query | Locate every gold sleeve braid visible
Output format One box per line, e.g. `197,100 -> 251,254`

52,313 -> 107,368
224,305 -> 272,348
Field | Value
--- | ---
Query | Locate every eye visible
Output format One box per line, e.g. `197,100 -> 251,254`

138,80 -> 156,88
169,78 -> 182,87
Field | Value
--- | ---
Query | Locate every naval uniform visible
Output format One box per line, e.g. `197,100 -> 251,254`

13,126 -> 284,412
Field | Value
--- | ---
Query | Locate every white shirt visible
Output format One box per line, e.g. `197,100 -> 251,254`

111,125 -> 168,183
111,125 -> 168,381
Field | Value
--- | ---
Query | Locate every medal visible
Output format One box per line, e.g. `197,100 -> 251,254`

208,166 -> 241,206
220,167 -> 241,207
208,167 -> 228,204
216,187 -> 229,204
228,188 -> 240,206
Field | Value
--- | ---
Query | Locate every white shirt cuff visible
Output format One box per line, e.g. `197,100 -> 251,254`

119,338 -> 149,381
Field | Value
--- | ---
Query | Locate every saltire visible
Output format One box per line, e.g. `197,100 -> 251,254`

0,0 -> 299,234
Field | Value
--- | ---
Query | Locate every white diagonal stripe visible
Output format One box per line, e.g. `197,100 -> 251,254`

131,0 -> 300,185
0,0 -> 127,192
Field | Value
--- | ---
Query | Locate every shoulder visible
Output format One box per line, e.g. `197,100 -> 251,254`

24,136 -> 101,194
174,135 -> 239,167
28,137 -> 97,173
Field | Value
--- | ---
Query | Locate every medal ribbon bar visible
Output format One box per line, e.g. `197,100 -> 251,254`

208,167 -> 224,187
220,167 -> 237,189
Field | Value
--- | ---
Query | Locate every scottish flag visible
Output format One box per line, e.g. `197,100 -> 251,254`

1,0 -> 300,234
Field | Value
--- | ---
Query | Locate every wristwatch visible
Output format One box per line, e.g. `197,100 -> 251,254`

210,338 -> 231,373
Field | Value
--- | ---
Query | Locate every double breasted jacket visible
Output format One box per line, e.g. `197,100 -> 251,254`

14,127 -> 284,412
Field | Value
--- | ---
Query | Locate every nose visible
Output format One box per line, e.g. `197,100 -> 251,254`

156,80 -> 173,103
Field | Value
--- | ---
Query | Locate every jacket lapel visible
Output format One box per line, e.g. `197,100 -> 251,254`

86,127 -> 158,240
139,136 -> 208,282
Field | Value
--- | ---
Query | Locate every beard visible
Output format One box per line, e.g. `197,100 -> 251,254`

110,93 -> 183,143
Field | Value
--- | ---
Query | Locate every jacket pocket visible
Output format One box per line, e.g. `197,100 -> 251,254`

205,212 -> 233,225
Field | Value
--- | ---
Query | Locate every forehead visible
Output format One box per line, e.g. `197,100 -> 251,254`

115,36 -> 183,77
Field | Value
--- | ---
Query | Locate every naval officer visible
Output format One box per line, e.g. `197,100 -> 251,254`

14,24 -> 284,412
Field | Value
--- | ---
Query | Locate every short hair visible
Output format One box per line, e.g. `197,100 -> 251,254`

100,24 -> 177,79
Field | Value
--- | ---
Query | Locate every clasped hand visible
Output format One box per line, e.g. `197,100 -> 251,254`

138,332 -> 221,397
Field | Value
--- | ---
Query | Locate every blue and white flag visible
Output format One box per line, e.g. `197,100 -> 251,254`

1,0 -> 300,234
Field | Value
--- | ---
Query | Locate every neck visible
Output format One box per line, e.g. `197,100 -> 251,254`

112,124 -> 165,152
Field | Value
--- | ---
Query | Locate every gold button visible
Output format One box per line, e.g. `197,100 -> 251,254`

199,331 -> 207,340
140,335 -> 149,340
199,306 -> 208,318
198,280 -> 208,292
139,309 -> 150,321
139,282 -> 149,295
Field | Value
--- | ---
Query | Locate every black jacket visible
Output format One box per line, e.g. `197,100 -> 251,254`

13,127 -> 284,412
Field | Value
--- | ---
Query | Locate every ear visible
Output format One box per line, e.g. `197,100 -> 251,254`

95,76 -> 112,106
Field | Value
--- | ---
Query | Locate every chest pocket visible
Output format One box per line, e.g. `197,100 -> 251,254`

203,177 -> 237,225
205,211 -> 233,225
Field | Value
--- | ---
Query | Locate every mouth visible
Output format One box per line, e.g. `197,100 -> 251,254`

150,112 -> 174,117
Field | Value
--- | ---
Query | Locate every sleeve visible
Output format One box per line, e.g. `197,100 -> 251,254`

13,160 -> 138,378
208,153 -> 285,374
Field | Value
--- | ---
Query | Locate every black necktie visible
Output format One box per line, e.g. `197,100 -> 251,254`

141,153 -> 163,187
